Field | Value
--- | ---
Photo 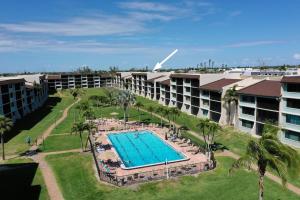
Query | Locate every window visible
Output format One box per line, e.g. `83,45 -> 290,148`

202,109 -> 208,116
185,96 -> 190,101
172,93 -> 176,98
285,130 -> 300,141
241,119 -> 254,129
286,114 -> 300,125
287,84 -> 300,92
185,87 -> 190,92
242,107 -> 255,115
202,90 -> 209,96
185,79 -> 191,83
185,104 -> 190,109
287,99 -> 300,109
202,99 -> 209,106
10,93 -> 13,98
241,95 -> 255,103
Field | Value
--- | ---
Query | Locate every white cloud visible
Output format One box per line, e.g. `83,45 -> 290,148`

225,40 -> 284,48
0,15 -> 146,36
229,10 -> 242,17
293,53 -> 300,60
118,2 -> 177,12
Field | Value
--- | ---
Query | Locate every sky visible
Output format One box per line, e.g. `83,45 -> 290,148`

0,0 -> 300,73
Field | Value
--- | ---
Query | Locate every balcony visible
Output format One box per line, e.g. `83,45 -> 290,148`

256,109 -> 279,124
256,97 -> 279,111
239,101 -> 256,108
282,91 -> 300,99
210,92 -> 221,101
282,106 -> 300,116
210,101 -> 221,113
239,113 -> 255,121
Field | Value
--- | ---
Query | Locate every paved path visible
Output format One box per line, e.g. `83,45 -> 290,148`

30,98 -> 81,200
140,107 -> 300,196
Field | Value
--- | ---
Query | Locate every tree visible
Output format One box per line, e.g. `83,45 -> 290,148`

118,90 -> 136,126
230,124 -> 300,200
0,116 -> 13,160
71,122 -> 89,152
197,119 -> 220,162
70,87 -> 85,100
148,105 -> 154,119
223,85 -> 238,125
170,107 -> 180,133
156,106 -> 165,127
163,108 -> 171,128
103,88 -> 117,106
134,101 -> 144,122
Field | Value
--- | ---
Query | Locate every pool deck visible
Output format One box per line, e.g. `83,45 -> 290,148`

92,119 -> 209,177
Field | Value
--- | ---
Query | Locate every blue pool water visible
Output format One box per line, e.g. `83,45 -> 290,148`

107,130 -> 186,169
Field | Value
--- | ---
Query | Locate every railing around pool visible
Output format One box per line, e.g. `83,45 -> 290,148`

98,161 -> 213,186
89,135 -> 215,187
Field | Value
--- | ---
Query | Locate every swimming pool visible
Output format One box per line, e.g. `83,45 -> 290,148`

107,130 -> 188,169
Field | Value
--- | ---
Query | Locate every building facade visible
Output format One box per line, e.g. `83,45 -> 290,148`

0,74 -> 48,122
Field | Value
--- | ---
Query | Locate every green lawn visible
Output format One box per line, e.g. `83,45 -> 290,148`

46,152 -> 299,200
3,158 -> 50,200
41,134 -> 88,152
136,95 -> 300,188
4,93 -> 74,156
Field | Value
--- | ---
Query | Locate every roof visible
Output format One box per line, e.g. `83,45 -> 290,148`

160,79 -> 171,86
145,75 -> 165,83
199,78 -> 241,92
0,78 -> 25,86
47,75 -> 61,80
100,74 -> 114,78
237,80 -> 281,97
170,73 -> 200,79
281,76 -> 300,84
132,72 -> 147,76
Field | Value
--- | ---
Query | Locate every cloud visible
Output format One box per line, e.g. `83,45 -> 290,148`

118,2 -> 177,12
294,53 -> 300,60
229,10 -> 242,17
0,15 -> 146,36
225,40 -> 284,48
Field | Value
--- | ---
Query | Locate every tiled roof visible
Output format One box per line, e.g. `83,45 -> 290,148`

199,78 -> 241,92
0,78 -> 25,85
170,73 -> 200,79
145,75 -> 165,83
237,80 -> 281,97
281,76 -> 300,83
160,79 -> 170,86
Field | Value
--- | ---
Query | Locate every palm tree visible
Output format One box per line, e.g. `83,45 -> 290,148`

163,108 -> 171,129
223,85 -> 238,125
104,88 -> 116,106
0,116 -> 13,160
134,101 -> 144,122
71,121 -> 89,152
148,105 -> 154,119
197,118 -> 211,155
170,107 -> 180,132
156,106 -> 165,127
118,90 -> 136,126
230,124 -> 300,200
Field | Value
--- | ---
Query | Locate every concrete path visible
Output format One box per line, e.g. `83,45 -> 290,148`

30,98 -> 81,200
140,107 -> 300,196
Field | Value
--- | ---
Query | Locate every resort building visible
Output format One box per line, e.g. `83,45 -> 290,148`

280,76 -> 300,147
237,80 -> 281,136
46,73 -> 116,91
0,74 -> 48,122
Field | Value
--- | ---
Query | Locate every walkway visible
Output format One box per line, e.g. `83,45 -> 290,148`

31,98 -> 81,200
140,107 -> 300,196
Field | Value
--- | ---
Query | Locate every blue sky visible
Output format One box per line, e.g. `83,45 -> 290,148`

0,0 -> 300,72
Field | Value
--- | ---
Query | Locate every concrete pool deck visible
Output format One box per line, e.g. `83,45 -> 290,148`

92,119 -> 209,177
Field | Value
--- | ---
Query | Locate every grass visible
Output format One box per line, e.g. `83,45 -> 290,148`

4,93 -> 74,156
136,96 -> 254,155
2,158 -> 50,200
46,152 -> 299,200
136,95 -> 300,188
41,134 -> 88,152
